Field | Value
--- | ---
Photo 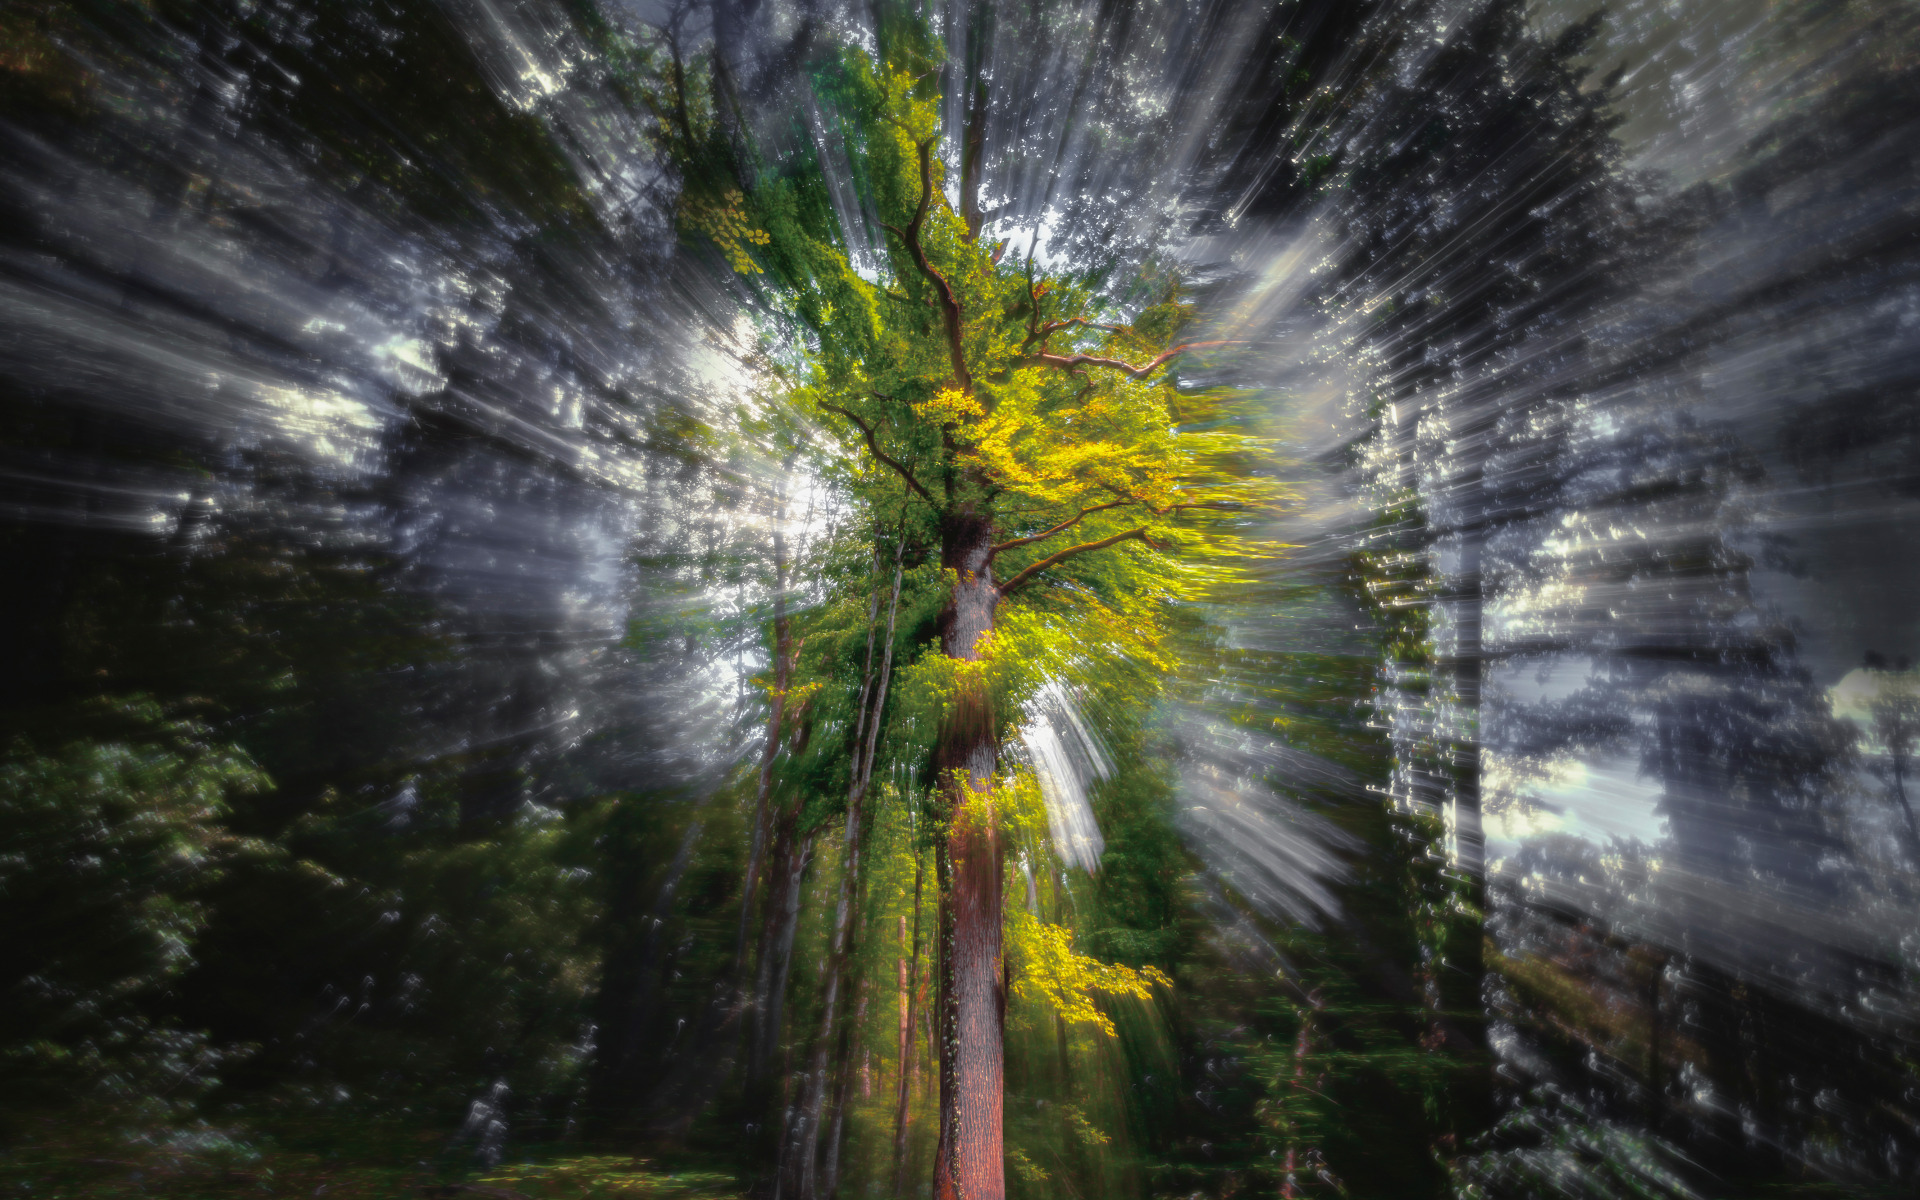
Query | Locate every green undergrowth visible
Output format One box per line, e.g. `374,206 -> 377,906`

0,1121 -> 742,1200
476,1156 -> 739,1197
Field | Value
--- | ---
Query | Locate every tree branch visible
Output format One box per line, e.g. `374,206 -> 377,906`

1025,317 -> 1129,353
820,403 -> 934,504
1151,500 -> 1243,516
1023,341 -> 1241,380
1021,261 -> 1042,351
988,500 -> 1133,559
996,527 -> 1153,598
879,138 -> 972,393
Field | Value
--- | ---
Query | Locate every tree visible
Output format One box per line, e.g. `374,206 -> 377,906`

0,699 -> 269,1127
645,31 -> 1276,1199
1865,660 -> 1920,857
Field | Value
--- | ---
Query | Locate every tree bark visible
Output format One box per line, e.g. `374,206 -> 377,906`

932,511 -> 1005,1200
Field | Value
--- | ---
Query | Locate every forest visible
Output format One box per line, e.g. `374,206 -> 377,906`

3,1 -> 1919,1199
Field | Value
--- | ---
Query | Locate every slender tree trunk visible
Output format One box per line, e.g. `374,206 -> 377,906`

921,1004 -> 935,1104
932,511 -> 1005,1200
753,816 -> 812,1085
859,530 -> 908,792
738,469 -> 798,983
819,979 -> 866,1200
621,820 -> 705,1071
897,914 -> 912,1092
1645,952 -> 1667,1129
890,856 -> 924,1192
1891,752 -> 1920,858
1279,993 -> 1322,1200
587,816 -> 704,1127
1048,873 -> 1072,1094
1441,529 -> 1492,1144
956,3 -> 992,242
787,531 -> 908,1196
784,818 -> 852,1196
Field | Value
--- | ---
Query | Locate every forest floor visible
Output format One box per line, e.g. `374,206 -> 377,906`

0,1117 -> 743,1199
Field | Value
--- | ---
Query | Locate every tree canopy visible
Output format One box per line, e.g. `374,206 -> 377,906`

640,31 -> 1282,1200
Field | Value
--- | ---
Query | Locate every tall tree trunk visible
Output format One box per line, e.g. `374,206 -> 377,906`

1438,526 -> 1492,1145
932,511 -> 1005,1200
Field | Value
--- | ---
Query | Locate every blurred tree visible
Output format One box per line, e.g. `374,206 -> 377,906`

0,699 -> 268,1130
635,15 -> 1280,1196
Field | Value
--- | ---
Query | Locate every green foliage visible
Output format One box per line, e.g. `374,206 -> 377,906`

2,522 -> 616,1138
1452,1088 -> 1701,1200
0,6 -> 1566,1197
0,693 -> 611,1129
1249,953 -> 1464,1197
288,800 -> 602,1102
1,698 -> 270,1120
643,33 -> 1285,712
481,1154 -> 741,1197
626,22 -> 1297,1199
1085,760 -> 1187,966
0,1121 -> 743,1200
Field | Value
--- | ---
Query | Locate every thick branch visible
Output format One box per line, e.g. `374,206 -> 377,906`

820,403 -> 935,504
1024,340 -> 1240,380
996,526 -> 1152,598
988,500 -> 1133,559
880,139 -> 972,393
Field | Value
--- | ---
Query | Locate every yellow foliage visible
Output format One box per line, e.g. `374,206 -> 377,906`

682,187 -> 770,275
912,385 -> 984,427
1060,1103 -> 1112,1149
1007,904 -> 1170,1036
752,676 -> 823,712
1007,1148 -> 1050,1185
887,597 -> 1177,757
